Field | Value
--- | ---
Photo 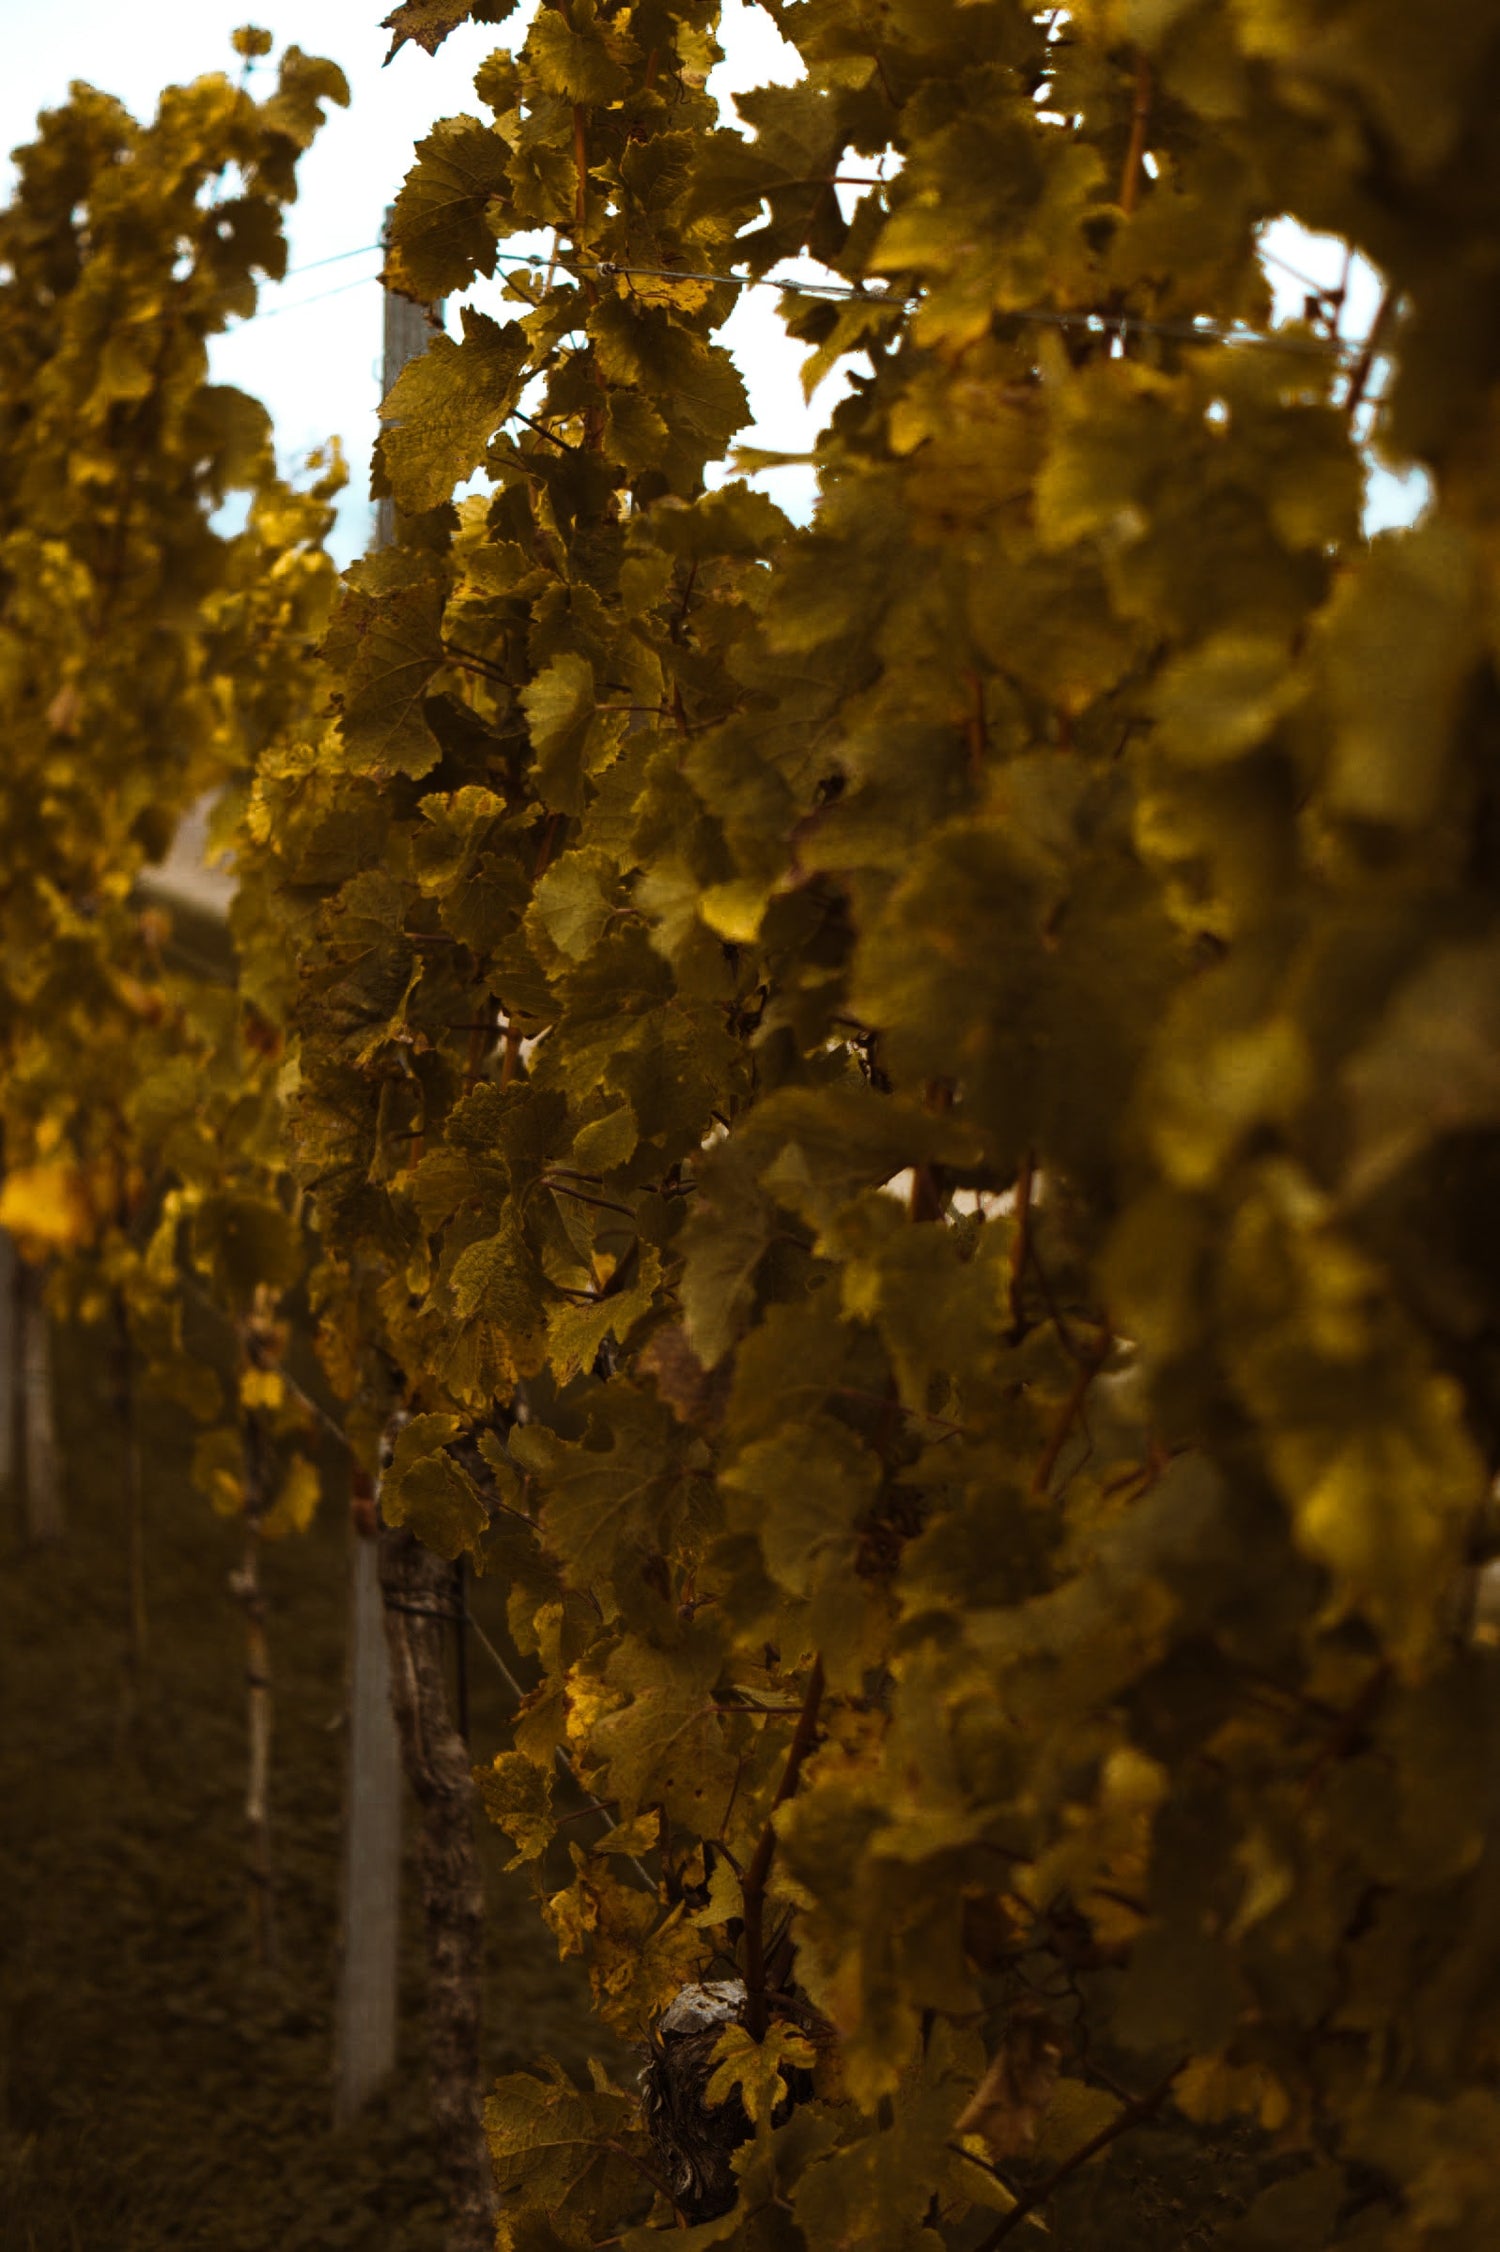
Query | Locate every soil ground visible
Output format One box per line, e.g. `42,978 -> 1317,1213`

0,1316 -> 604,2251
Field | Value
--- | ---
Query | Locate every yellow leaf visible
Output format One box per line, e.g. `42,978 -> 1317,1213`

699,879 -> 769,944
1229,1828 -> 1296,1940
239,1367 -> 286,1412
479,1750 -> 556,1865
1176,2055 -> 1289,2133
0,1161 -> 94,1252
260,1455 -> 321,1539
192,1427 -> 245,1521
621,270 -> 717,314
705,2021 -> 816,2124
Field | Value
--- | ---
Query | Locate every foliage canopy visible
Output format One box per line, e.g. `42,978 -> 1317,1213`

12,1 -> 1500,2246
248,1 -> 1500,2242
0,42 -> 345,1495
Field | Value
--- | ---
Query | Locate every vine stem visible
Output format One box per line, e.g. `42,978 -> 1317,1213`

380,1519 -> 496,2247
1030,1330 -> 1112,1497
742,1656 -> 825,2041
512,407 -> 579,453
572,102 -> 610,452
1008,1151 -> 1035,1338
1300,1660 -> 1392,1799
973,2061 -> 1184,2248
443,640 -> 509,683
1344,285 -> 1395,424
573,104 -> 590,256
910,1079 -> 955,1223
1119,52 -> 1153,217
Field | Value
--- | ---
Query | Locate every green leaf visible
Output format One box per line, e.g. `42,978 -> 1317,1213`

338,576 -> 446,778
1344,933 -> 1500,1197
260,1453 -> 322,1539
531,846 -> 619,962
678,1179 -> 774,1371
1151,631 -> 1301,764
573,1100 -> 638,1173
529,2 -> 634,105
1218,2168 -> 1346,2251
519,1384 -> 685,1587
383,0 -> 520,63
382,1411 -> 489,1556
263,47 -> 352,148
546,1247 -> 662,1385
722,1415 -> 880,1598
448,1213 -> 545,1329
190,1190 -> 302,1306
705,2022 -> 816,2124
380,309 -> 528,514
520,651 -> 597,814
485,2065 -> 644,2234
1321,520 -> 1481,827
587,1622 -> 736,1825
386,114 -> 511,299
479,1747 -> 555,1864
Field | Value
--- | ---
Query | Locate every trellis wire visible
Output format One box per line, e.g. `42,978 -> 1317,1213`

237,240 -> 1367,366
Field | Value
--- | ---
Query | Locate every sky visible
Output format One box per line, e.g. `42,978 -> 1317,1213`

3,3 -> 1423,565
0,0 -> 826,559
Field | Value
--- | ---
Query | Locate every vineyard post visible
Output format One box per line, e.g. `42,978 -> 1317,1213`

379,1514 -> 496,2251
0,1229 -> 13,1491
334,1465 -> 404,2123
331,215 -> 430,2122
17,1255 -> 64,1545
374,206 -> 432,553
233,1305 -> 280,1968
112,1289 -> 148,1673
367,202 -> 496,2207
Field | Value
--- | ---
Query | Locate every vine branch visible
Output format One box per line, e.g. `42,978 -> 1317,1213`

974,2061 -> 1184,2248
1008,1150 -> 1035,1339
1119,52 -> 1153,218
1344,285 -> 1395,424
741,1655 -> 825,2041
1031,1330 -> 1112,1497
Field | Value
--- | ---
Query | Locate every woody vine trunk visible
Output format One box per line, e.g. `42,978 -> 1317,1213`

378,1516 -> 494,2252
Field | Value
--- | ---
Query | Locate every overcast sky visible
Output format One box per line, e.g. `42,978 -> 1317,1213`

4,4 -> 1421,562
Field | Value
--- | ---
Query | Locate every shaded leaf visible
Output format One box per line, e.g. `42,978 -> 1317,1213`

380,308 -> 528,513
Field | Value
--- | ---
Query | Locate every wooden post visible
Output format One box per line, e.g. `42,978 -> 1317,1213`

0,1230 -> 14,1490
333,1468 -> 403,2124
113,1291 -> 148,1669
374,203 -> 435,553
331,213 -> 436,2120
15,1255 -> 65,1544
234,1386 -> 277,1969
380,1519 -> 495,2251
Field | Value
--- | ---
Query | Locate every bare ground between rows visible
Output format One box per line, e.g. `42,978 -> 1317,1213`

0,1317 -> 609,2252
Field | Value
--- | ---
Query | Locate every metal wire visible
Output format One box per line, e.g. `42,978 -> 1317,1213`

248,271 -> 382,322
283,241 -> 382,277
224,235 -> 1368,366
485,246 -> 1360,363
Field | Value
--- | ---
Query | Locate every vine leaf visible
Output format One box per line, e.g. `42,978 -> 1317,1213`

705,2022 -> 816,2124
380,308 -> 529,514
954,2012 -> 1065,2160
338,577 -> 447,778
383,2 -> 521,62
385,111 -> 512,298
